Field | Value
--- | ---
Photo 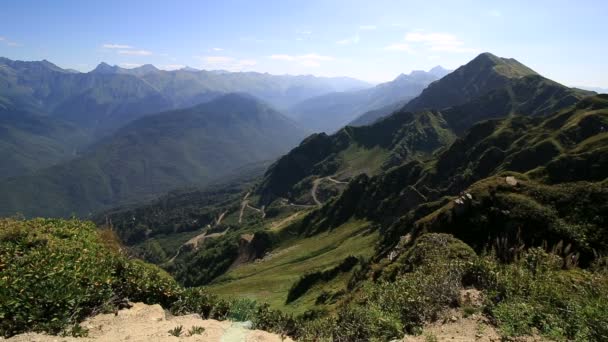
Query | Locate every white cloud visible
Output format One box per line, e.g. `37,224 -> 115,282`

428,55 -> 441,60
384,43 -> 412,52
359,25 -> 377,30
269,53 -> 334,68
297,30 -> 312,35
103,44 -> 133,49
118,49 -> 153,56
336,34 -> 360,45
197,56 -> 257,71
404,31 -> 477,53
212,47 -> 223,51
0,36 -> 20,47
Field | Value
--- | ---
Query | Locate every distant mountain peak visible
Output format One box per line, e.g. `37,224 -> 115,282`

428,65 -> 450,78
469,52 -> 538,78
92,62 -> 119,74
134,64 -> 159,72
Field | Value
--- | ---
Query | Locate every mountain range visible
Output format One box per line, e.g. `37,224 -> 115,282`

88,52 -> 608,338
0,94 -> 306,217
288,66 -> 450,132
258,53 -> 591,204
0,57 -> 376,178
5,49 -> 607,342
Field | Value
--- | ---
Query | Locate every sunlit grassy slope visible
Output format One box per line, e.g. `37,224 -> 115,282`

208,220 -> 378,313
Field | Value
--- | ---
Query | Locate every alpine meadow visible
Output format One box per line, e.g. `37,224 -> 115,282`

1,1 -> 607,341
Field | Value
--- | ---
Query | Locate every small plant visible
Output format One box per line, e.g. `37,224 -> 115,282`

187,326 -> 205,336
462,305 -> 478,317
425,332 -> 438,342
63,324 -> 89,337
168,325 -> 184,337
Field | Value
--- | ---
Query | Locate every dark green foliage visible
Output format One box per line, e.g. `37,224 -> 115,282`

0,218 -> 181,337
169,235 -> 240,287
286,256 -> 359,303
227,298 -> 258,321
413,179 -> 608,264
96,170 -> 258,246
382,233 -> 476,280
170,287 -> 219,319
471,249 -> 608,341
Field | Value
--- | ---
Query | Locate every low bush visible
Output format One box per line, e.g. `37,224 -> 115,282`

0,218 -> 181,337
477,248 -> 608,341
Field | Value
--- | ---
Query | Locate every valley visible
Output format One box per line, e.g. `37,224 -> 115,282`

1,13 -> 607,339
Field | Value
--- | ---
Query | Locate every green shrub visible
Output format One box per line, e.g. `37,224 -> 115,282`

476,248 -> 608,341
0,218 -> 119,336
254,303 -> 296,338
114,258 -> 181,307
228,298 -> 258,321
0,218 -> 184,337
331,303 -> 401,342
170,287 -> 218,318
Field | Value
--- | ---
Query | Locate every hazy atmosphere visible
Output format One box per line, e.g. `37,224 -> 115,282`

1,1 -> 607,341
1,0 -> 607,87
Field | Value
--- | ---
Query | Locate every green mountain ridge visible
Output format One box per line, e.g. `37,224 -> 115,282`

0,94 -> 307,217
256,53 -> 590,207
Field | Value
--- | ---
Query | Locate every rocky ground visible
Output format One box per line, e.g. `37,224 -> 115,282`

5,303 -> 292,342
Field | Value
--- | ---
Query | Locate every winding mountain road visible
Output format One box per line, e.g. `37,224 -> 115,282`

311,176 -> 349,206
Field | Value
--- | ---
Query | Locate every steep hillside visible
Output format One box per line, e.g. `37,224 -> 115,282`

0,94 -> 307,217
403,52 -> 539,111
0,108 -> 91,178
256,53 -> 589,207
289,67 -> 448,133
95,79 -> 608,342
257,109 -> 455,204
307,94 -> 608,252
0,58 -> 172,136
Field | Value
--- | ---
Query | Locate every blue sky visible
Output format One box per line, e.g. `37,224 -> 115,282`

0,0 -> 606,87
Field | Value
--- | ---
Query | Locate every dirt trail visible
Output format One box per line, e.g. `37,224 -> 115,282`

239,192 -> 251,223
167,211 -> 229,264
311,176 -> 349,206
7,302 -> 291,342
311,178 -> 323,206
215,211 -> 227,225
326,176 -> 347,185
184,227 -> 230,250
239,192 -> 265,223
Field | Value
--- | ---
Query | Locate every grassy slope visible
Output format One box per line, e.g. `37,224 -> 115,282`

209,220 -> 378,314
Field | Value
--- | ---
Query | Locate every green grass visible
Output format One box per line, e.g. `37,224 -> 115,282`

208,220 -> 378,314
335,144 -> 390,177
